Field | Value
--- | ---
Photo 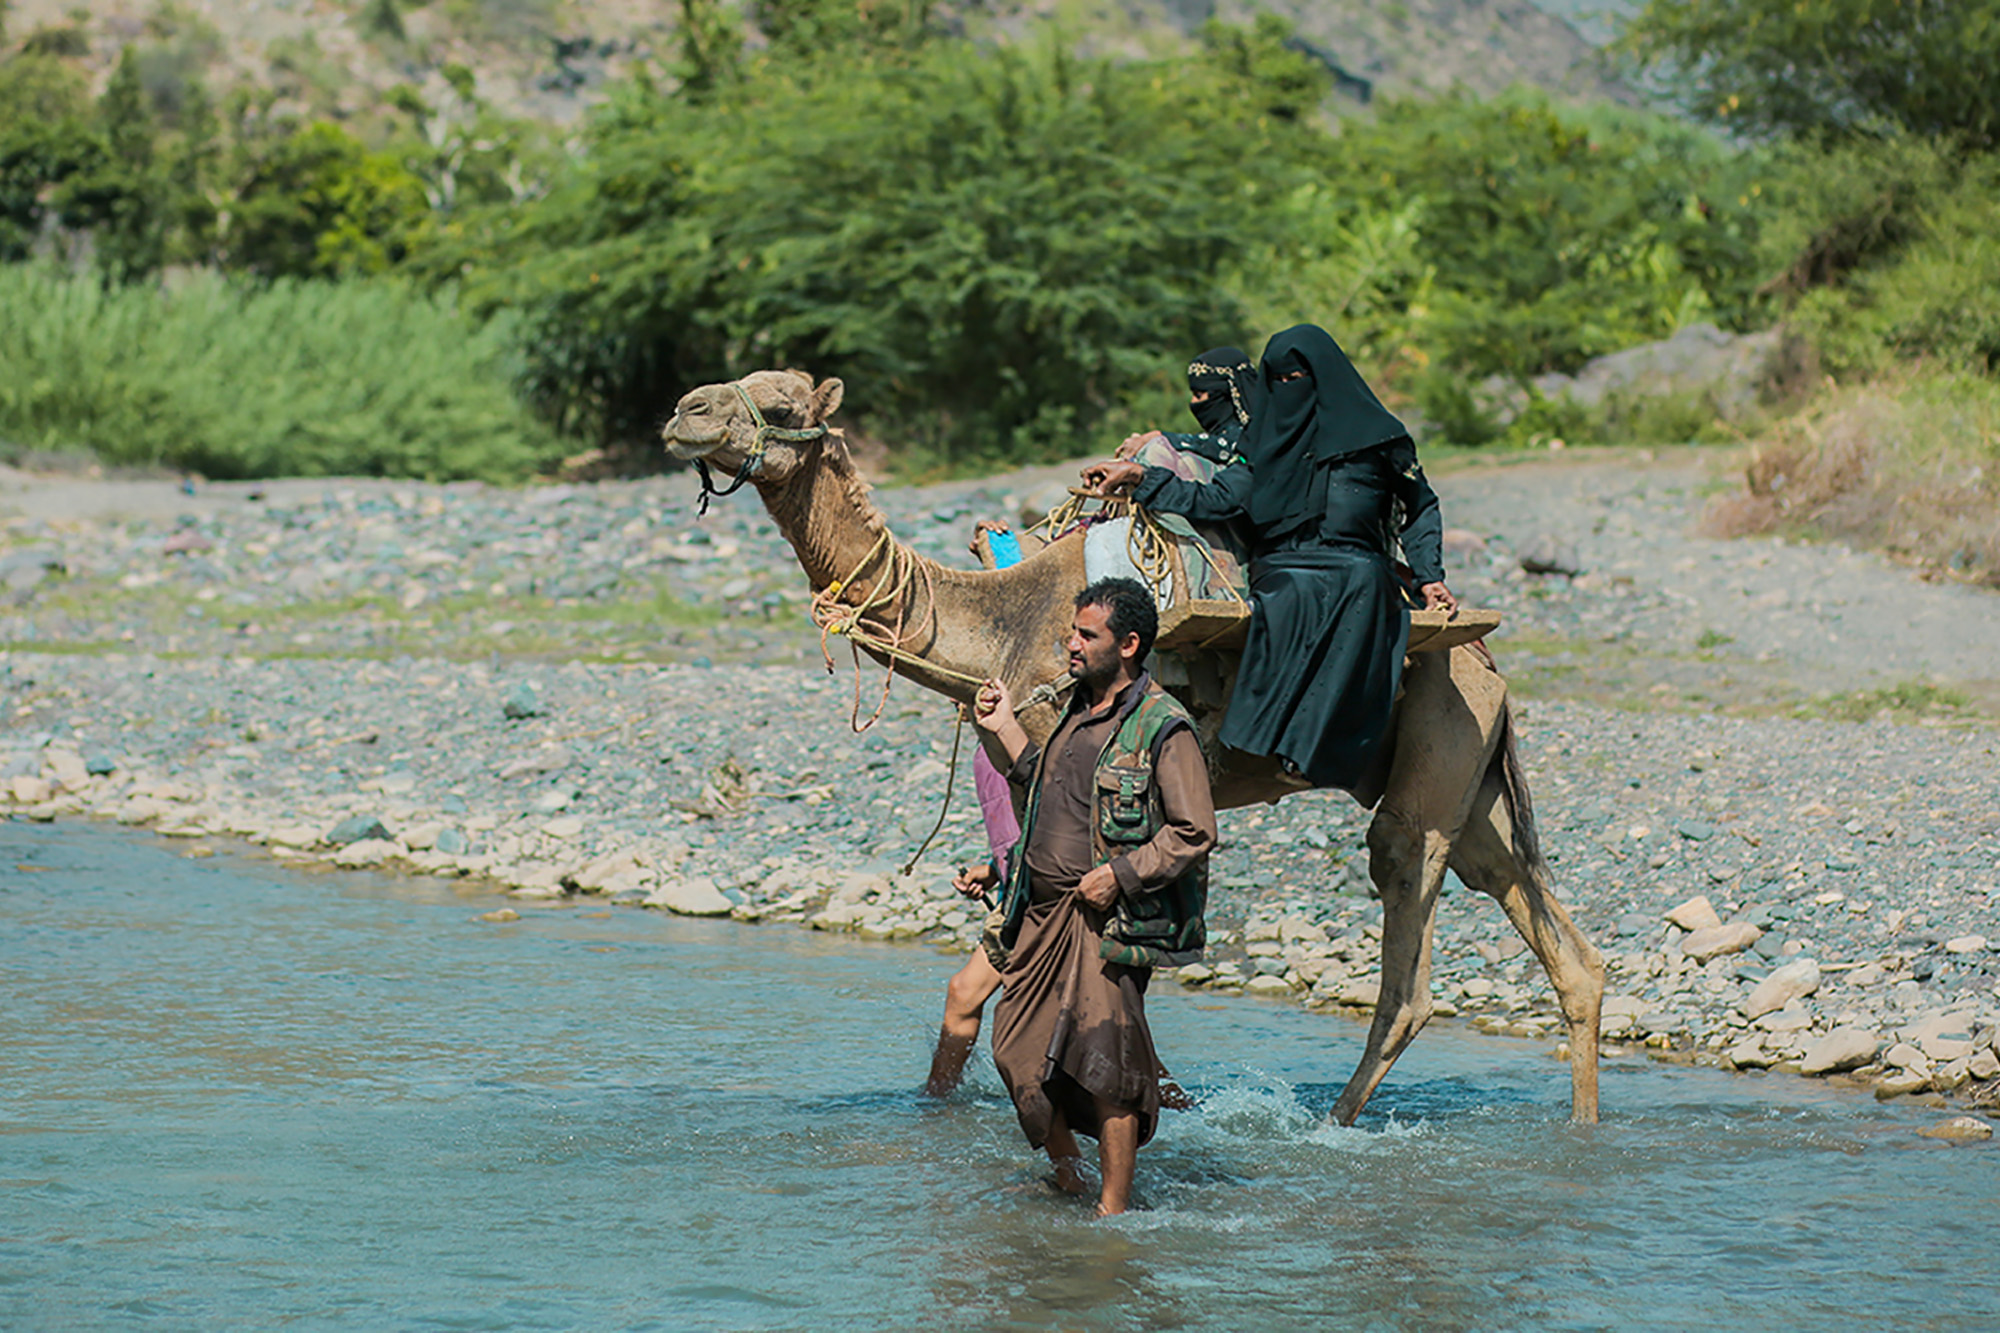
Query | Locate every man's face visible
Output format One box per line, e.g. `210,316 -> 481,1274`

1067,602 -> 1132,688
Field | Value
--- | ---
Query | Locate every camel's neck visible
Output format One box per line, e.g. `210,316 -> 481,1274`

749,441 -> 1082,723
757,440 -> 896,595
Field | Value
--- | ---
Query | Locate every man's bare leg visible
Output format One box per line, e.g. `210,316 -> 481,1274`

1041,1114 -> 1088,1196
1093,1096 -> 1139,1217
924,948 -> 1003,1096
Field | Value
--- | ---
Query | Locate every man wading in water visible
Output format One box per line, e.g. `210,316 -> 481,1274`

955,578 -> 1215,1216
925,350 -> 1255,1098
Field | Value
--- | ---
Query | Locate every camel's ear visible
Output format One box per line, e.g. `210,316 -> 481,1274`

811,377 -> 844,424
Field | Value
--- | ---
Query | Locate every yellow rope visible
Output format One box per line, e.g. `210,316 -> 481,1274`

807,531 -> 1071,730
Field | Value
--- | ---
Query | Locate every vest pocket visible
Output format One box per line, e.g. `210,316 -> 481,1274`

1096,765 -> 1151,843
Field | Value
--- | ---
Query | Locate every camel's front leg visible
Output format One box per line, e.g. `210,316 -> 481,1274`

1451,770 -> 1605,1123
1330,804 -> 1448,1125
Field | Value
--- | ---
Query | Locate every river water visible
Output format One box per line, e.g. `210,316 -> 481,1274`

4,822 -> 1996,1331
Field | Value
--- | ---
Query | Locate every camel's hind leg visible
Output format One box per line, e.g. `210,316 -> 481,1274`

1329,651 -> 1497,1127
1449,759 -> 1606,1123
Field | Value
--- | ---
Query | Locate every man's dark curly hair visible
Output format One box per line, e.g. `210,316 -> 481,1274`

1076,576 -> 1158,662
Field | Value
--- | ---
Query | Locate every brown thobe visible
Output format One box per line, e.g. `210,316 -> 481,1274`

989,676 -> 1216,1149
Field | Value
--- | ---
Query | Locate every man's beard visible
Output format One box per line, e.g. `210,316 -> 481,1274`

1068,649 -> 1120,691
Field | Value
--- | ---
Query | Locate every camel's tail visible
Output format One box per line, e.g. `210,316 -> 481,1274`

1494,699 -> 1547,883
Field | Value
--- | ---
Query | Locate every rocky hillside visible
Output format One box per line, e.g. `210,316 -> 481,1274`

8,0 -> 1626,127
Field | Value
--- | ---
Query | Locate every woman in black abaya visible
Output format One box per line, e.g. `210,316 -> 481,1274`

1083,325 -> 1455,791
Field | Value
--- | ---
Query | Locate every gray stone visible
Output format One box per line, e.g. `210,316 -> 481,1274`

332,838 -> 402,867
502,682 -> 546,720
1675,819 -> 1716,842
1665,894 -> 1722,932
648,875 -> 733,917
84,751 -> 117,776
434,827 -> 471,856
1518,535 -> 1581,577
1724,1036 -> 1777,1069
1798,1027 -> 1878,1075
1874,1071 -> 1931,1099
326,814 -> 392,846
1682,921 -> 1762,963
1745,958 -> 1820,1019
1883,1042 -> 1932,1074
1916,1116 -> 1994,1142
1534,322 -> 1783,417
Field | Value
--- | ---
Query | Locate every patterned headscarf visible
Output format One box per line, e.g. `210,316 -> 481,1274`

1185,347 -> 1261,434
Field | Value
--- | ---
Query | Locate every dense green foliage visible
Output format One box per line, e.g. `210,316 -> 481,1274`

3,0 -> 1996,472
1622,0 -> 2000,150
0,265 -> 557,479
446,38 -> 1336,462
440,30 -> 1770,462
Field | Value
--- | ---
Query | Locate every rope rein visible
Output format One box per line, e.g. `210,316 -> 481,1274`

694,383 -> 831,516
697,378 -> 1093,876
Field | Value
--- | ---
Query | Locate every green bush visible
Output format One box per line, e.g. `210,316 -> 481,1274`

1621,0 -> 2000,150
230,122 -> 431,278
1326,93 -> 1768,379
451,39 -> 1325,464
1772,144 -> 2000,377
0,265 -> 557,480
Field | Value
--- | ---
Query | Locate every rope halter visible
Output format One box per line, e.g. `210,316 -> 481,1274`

694,381 -> 831,516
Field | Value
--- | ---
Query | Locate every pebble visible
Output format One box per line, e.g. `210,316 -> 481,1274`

331,838 -> 399,867
326,814 -> 392,846
1682,921 -> 1762,963
1745,959 -> 1821,1020
1916,1116 -> 1994,1141
502,682 -> 546,720
649,876 -> 733,917
1799,1028 -> 1879,1075
1665,895 -> 1722,932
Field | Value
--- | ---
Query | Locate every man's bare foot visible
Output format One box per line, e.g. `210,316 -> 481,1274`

1047,1155 -> 1089,1197
1159,1079 -> 1195,1111
1096,1199 -> 1128,1218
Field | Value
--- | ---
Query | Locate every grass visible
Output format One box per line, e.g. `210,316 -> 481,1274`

21,573 -> 729,665
1701,370 -> 2000,586
1791,681 -> 1974,724
0,265 -> 560,481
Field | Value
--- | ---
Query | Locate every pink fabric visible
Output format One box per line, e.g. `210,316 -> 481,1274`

974,747 -> 1020,870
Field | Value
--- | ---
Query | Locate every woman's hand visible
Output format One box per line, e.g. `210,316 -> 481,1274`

968,517 -> 1010,559
1114,430 -> 1165,461
1080,459 -> 1145,496
1420,582 -> 1458,615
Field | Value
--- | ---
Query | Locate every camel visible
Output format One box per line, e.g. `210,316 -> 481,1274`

663,368 -> 1606,1124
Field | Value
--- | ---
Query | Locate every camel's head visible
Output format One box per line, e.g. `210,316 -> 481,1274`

662,369 -> 845,486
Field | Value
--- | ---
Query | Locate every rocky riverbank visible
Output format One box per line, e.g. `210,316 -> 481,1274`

3,452 -> 1998,1118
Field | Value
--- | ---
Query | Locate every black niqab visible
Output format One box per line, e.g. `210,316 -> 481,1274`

1242,325 -> 1408,538
1185,347 -> 1260,435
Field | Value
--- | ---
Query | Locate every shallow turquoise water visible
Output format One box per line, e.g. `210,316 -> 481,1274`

3,821 -> 1996,1330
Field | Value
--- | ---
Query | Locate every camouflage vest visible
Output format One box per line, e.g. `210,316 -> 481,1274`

999,677 -> 1208,971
